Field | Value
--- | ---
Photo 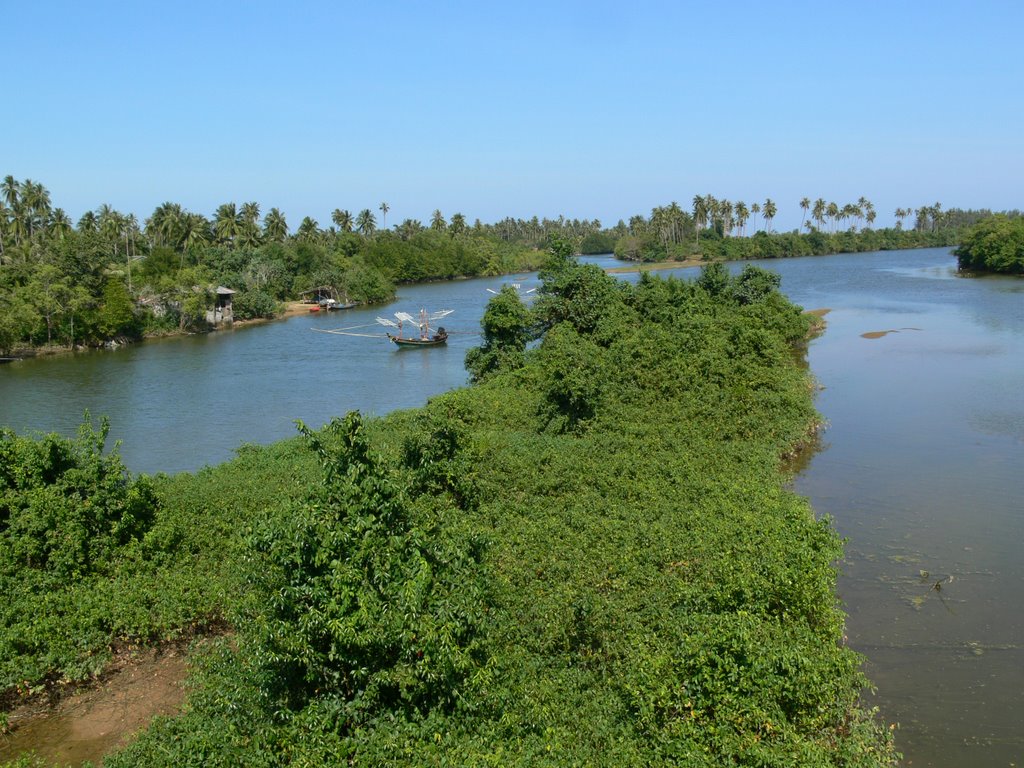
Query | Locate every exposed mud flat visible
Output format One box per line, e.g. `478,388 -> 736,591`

860,326 -> 922,339
0,648 -> 188,766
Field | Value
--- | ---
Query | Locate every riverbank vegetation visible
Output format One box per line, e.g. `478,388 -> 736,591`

1,245 -> 897,765
0,177 -> 543,355
955,215 -> 1024,274
3,174 -> 1017,356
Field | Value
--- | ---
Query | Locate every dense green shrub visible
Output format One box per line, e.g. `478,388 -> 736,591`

0,416 -> 155,580
955,215 -> 1024,274
230,289 -> 280,320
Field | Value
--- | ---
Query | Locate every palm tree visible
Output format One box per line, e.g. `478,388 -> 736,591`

378,201 -> 390,231
719,200 -> 734,237
751,202 -> 762,232
98,204 -> 120,251
181,213 -> 211,258
856,197 -> 870,230
331,208 -> 353,233
840,203 -> 858,231
1,176 -> 21,247
1,175 -> 19,210
146,202 -> 183,248
241,201 -> 260,228
762,199 -> 777,233
48,208 -> 73,240
0,202 -> 9,259
892,208 -> 904,230
123,213 -> 141,289
800,197 -> 810,231
78,210 -> 99,234
826,202 -> 840,233
397,218 -> 424,240
356,209 -> 376,237
237,223 -> 262,249
812,198 -> 826,231
430,209 -> 447,232
238,202 -> 262,248
214,203 -> 241,246
20,179 -> 51,238
263,208 -> 288,242
297,216 -> 321,242
692,195 -> 708,243
449,212 -> 467,237
735,201 -> 749,237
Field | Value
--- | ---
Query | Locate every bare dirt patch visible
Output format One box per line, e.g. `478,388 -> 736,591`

0,648 -> 189,766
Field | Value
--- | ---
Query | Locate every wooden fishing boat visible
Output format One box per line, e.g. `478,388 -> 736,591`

387,327 -> 448,347
380,308 -> 452,348
310,308 -> 455,348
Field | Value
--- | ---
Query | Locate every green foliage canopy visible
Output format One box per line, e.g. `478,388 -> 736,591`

955,215 -> 1024,274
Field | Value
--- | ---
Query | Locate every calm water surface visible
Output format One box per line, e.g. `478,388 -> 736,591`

0,273 -> 539,474
1,249 -> 1021,765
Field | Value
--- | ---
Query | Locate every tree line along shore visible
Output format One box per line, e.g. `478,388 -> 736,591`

2,174 -> 1018,357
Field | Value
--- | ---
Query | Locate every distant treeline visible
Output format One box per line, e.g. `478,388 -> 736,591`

608,196 -> 1020,262
0,177 -> 543,354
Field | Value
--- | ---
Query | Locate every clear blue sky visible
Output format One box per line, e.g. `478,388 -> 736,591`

4,0 -> 1021,232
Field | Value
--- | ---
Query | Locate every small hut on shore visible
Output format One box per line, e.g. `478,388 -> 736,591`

206,286 -> 235,325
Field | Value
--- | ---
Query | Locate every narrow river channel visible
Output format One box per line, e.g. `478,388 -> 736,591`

1,248 -> 1021,766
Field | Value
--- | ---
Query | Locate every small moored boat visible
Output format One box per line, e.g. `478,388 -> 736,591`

378,308 -> 453,348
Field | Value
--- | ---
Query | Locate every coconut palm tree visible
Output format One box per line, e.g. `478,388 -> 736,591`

719,200 -> 734,237
856,197 -> 870,230
1,175 -> 19,209
812,198 -> 826,231
214,203 -> 241,247
181,213 -> 211,258
356,209 -> 376,237
263,208 -> 288,242
800,197 -> 810,231
762,199 -> 777,233
450,212 -> 467,237
48,208 -> 73,240
20,179 -> 51,239
97,204 -> 121,252
378,201 -> 389,231
826,202 -> 840,233
238,202 -> 262,248
735,201 -> 749,237
751,202 -> 762,232
0,202 -> 9,259
692,195 -> 708,243
78,210 -> 99,234
146,202 -> 183,248
124,213 -> 141,287
297,216 -> 321,243
241,201 -> 260,228
331,208 -> 353,233
430,209 -> 447,232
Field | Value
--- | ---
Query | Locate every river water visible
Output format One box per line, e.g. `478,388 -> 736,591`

1,248 -> 1021,765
